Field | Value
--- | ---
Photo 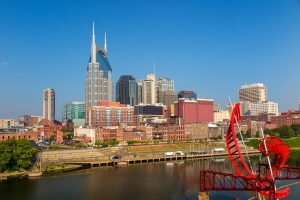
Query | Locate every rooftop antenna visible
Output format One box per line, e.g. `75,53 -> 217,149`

153,60 -> 156,77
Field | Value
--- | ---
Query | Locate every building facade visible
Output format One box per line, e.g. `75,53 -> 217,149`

214,110 -> 230,122
43,88 -> 55,121
86,102 -> 135,127
270,110 -> 300,128
141,74 -> 156,104
240,101 -> 278,116
62,101 -> 86,127
0,119 -> 15,129
0,131 -> 38,141
239,83 -> 267,103
158,91 -> 178,106
174,98 -> 214,124
85,23 -> 113,120
19,115 -> 43,127
156,76 -> 174,103
116,75 -> 138,106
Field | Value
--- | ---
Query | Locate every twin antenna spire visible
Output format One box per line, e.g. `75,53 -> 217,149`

91,21 -> 107,63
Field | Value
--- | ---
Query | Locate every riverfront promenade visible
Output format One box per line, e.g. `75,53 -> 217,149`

40,143 -> 259,167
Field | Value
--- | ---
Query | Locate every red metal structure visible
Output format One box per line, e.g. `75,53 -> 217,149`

200,103 -> 299,199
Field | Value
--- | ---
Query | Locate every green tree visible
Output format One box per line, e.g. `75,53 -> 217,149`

291,124 -> 300,136
278,125 -> 295,138
255,131 -> 260,138
245,130 -> 252,138
0,139 -> 37,172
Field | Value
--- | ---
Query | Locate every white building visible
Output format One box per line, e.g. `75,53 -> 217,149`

214,110 -> 230,122
141,74 -> 156,104
239,83 -> 267,103
240,101 -> 278,116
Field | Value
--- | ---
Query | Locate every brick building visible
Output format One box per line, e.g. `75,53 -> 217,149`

0,131 -> 38,141
36,119 -> 62,139
87,102 -> 135,127
174,99 -> 214,124
270,110 -> 300,128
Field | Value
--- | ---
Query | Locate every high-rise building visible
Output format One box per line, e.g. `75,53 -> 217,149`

238,83 -> 279,116
43,88 -> 55,121
178,90 -> 197,100
239,83 -> 267,103
157,76 -> 174,92
141,74 -> 156,104
158,92 -> 178,106
85,23 -> 113,118
62,102 -> 86,127
137,81 -> 143,104
157,76 -> 175,103
116,75 -> 137,106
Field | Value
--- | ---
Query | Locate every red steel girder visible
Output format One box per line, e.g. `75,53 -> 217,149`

258,163 -> 300,180
200,170 -> 275,192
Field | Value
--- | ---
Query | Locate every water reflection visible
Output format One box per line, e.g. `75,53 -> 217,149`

0,150 -> 299,200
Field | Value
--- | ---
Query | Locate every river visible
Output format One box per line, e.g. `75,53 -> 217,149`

1,150 -> 300,200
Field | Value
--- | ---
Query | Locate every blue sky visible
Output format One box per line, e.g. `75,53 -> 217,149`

1,0 -> 300,120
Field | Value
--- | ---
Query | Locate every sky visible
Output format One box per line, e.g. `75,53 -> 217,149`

0,0 -> 300,120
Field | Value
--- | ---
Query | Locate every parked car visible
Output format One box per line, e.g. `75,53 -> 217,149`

164,152 -> 174,156
190,150 -> 208,155
175,151 -> 184,156
212,148 -> 225,153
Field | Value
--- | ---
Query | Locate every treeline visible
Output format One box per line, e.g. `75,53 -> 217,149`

265,124 -> 300,138
0,139 -> 37,172
95,140 -> 119,147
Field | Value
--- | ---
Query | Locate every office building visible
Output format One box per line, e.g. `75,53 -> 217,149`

174,98 -> 214,124
62,102 -> 86,127
141,74 -> 156,104
85,23 -> 113,118
158,91 -> 178,106
116,75 -> 138,106
137,81 -> 143,104
241,101 -> 278,116
86,102 -> 135,127
239,83 -> 267,103
43,88 -> 55,121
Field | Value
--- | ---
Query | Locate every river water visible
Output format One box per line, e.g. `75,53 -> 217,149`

1,151 -> 300,200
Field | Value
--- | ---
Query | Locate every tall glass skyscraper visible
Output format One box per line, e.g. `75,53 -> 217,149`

116,75 -> 137,106
85,23 -> 113,121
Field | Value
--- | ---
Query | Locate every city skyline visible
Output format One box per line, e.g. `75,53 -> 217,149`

1,0 -> 300,120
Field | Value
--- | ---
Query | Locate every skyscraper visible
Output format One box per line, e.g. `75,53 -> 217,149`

43,88 -> 55,121
116,75 -> 138,106
85,23 -> 113,119
156,76 -> 175,104
239,83 -> 278,116
141,74 -> 156,104
157,76 -> 174,93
